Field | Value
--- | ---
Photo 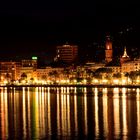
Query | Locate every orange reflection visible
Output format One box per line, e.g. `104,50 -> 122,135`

0,87 -> 140,139
27,87 -> 31,138
40,87 -> 45,137
84,94 -> 88,135
22,87 -> 27,138
122,89 -> 128,138
14,87 -> 20,138
102,90 -> 108,137
61,94 -> 66,135
47,87 -> 51,135
34,87 -> 39,138
95,90 -> 99,137
137,88 -> 140,139
74,95 -> 78,135
57,93 -> 61,135
113,91 -> 120,138
0,88 -> 8,139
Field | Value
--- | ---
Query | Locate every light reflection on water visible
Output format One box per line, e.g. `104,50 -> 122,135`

0,87 -> 140,139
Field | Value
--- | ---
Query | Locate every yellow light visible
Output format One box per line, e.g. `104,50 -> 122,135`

3,80 -> 8,84
67,80 -> 70,83
92,79 -> 98,83
41,80 -> 46,84
136,88 -> 140,94
113,79 -> 119,84
122,79 -> 126,84
113,88 -> 119,94
35,79 -> 38,83
22,80 -> 26,84
102,79 -> 108,83
103,88 -> 107,94
1,76 -> 4,80
46,80 -> 51,83
60,80 -> 65,83
83,79 -> 87,84
122,88 -> 127,94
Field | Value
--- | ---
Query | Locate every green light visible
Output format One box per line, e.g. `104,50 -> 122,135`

32,56 -> 38,60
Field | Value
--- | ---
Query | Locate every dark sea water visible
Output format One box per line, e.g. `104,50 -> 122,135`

0,87 -> 140,140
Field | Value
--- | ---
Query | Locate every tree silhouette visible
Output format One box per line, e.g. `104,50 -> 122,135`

21,73 -> 27,80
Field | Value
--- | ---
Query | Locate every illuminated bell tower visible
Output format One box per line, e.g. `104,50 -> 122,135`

105,35 -> 113,63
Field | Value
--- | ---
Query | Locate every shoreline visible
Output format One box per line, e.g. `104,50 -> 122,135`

0,84 -> 140,88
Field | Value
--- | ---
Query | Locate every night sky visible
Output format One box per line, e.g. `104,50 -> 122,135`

0,0 -> 140,61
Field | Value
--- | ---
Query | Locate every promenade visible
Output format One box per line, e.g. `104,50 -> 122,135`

0,84 -> 140,88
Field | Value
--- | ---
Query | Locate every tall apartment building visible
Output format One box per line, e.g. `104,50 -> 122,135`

22,57 -> 37,69
56,44 -> 78,63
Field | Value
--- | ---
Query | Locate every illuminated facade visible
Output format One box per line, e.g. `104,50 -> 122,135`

19,58 -> 38,80
0,62 -> 21,81
56,44 -> 78,63
20,67 -> 35,80
121,59 -> 140,73
105,36 -> 113,63
34,67 -> 64,81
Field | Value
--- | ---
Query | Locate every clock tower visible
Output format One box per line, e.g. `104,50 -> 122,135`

105,36 -> 113,63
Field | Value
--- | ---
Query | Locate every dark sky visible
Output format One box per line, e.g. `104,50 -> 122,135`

0,0 -> 140,60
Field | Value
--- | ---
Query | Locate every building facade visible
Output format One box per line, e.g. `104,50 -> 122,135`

121,59 -> 140,73
22,59 -> 37,69
0,61 -> 21,82
56,44 -> 78,63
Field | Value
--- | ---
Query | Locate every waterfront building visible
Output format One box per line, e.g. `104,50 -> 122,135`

19,57 -> 38,81
56,44 -> 78,63
0,61 -> 21,81
20,67 -> 35,81
35,68 -> 50,81
34,67 -> 64,81
121,59 -> 140,73
133,59 -> 140,71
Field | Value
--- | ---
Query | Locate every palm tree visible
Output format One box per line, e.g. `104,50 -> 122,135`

5,73 -> 11,83
113,73 -> 121,79
92,72 -> 102,84
86,69 -> 93,78
30,77 -> 34,83
21,73 -> 27,80
129,71 -> 137,84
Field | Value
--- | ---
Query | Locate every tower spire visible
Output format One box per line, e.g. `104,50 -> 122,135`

122,47 -> 129,58
120,46 -> 130,64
